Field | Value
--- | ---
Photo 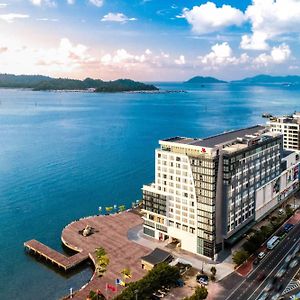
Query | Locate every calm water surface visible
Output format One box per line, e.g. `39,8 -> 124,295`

0,83 -> 299,299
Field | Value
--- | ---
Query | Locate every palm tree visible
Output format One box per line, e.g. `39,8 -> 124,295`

121,267 -> 132,280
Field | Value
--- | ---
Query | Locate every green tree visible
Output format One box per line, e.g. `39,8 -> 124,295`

210,266 -> 217,281
286,204 -> 293,217
114,263 -> 180,300
118,205 -> 126,212
184,286 -> 208,300
232,250 -> 249,266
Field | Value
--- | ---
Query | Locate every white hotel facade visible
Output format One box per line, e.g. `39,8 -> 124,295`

141,126 -> 300,259
267,112 -> 300,151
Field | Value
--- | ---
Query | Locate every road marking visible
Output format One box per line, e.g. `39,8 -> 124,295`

250,236 -> 300,300
223,277 -> 247,300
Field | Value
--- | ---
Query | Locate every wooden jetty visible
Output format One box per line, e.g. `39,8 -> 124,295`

24,239 -> 88,271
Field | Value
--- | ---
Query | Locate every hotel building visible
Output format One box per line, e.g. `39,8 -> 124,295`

141,125 -> 299,259
267,112 -> 300,151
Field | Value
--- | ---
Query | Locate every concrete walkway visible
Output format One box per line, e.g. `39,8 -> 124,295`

128,225 -> 234,281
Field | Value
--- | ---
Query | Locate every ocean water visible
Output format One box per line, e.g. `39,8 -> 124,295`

0,83 -> 299,299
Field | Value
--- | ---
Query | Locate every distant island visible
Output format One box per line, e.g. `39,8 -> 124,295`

0,74 -> 158,92
231,74 -> 300,84
184,76 -> 227,84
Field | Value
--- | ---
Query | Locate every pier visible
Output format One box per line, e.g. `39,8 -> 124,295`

24,239 -> 89,271
24,211 -> 151,299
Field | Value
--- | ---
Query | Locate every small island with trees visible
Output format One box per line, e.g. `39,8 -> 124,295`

184,76 -> 227,84
0,73 -> 159,93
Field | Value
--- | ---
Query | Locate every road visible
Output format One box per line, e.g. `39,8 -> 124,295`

222,222 -> 300,300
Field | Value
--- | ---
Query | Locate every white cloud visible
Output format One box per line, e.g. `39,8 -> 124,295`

30,0 -> 56,7
254,43 -> 291,65
67,0 -> 75,4
198,42 -> 249,68
174,55 -> 185,65
241,0 -> 300,50
0,13 -> 29,23
101,49 -> 147,66
0,38 -> 96,76
0,3 -> 7,8
101,13 -> 137,23
36,18 -> 58,21
181,2 -> 244,34
89,0 -> 103,7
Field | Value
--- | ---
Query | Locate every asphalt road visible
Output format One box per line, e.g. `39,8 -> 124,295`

223,222 -> 300,300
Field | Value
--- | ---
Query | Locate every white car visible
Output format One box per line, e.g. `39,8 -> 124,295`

258,293 -> 268,300
258,252 -> 266,260
264,282 -> 273,292
276,268 -> 286,278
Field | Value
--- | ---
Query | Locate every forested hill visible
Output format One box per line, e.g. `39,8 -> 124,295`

0,74 -> 158,92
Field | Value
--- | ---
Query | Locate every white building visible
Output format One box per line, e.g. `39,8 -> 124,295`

141,126 -> 299,259
267,112 -> 300,151
255,151 -> 299,220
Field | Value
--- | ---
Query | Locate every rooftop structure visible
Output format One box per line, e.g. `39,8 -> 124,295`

163,125 -> 266,148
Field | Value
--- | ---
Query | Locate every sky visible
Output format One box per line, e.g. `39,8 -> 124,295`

0,0 -> 300,81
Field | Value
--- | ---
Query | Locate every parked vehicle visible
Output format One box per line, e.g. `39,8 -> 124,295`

284,223 -> 294,232
253,258 -> 260,265
267,236 -> 280,250
258,251 -> 266,260
278,209 -> 284,215
196,274 -> 209,285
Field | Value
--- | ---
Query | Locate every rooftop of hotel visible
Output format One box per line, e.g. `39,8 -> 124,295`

162,125 -> 269,148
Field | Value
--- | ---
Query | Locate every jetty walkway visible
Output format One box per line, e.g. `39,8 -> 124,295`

24,239 -> 89,271
24,211 -> 151,299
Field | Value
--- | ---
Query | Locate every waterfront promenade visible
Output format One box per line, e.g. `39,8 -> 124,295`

25,211 -> 151,299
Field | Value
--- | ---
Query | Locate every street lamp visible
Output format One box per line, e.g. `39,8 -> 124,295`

99,206 -> 102,215
134,289 -> 138,300
69,287 -> 73,299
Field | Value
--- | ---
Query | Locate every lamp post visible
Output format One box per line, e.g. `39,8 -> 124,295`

69,287 -> 73,299
134,289 -> 138,300
99,206 -> 102,215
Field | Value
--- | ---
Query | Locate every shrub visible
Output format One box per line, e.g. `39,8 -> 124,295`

184,286 -> 208,300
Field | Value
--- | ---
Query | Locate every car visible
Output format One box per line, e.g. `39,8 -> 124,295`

257,293 -> 268,300
289,259 -> 298,268
271,293 -> 280,300
253,258 -> 260,265
284,223 -> 294,232
197,278 -> 208,285
197,274 -> 209,286
278,209 -> 284,215
258,251 -> 266,260
276,267 -> 286,278
263,282 -> 273,292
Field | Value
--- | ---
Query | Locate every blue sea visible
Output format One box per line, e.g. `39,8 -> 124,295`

0,83 -> 299,299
